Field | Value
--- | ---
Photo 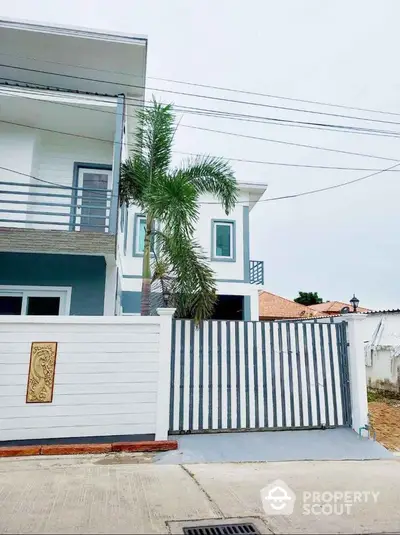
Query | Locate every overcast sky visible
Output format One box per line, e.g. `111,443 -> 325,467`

2,0 -> 400,309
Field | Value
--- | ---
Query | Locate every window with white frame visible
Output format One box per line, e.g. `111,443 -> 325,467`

213,221 -> 235,260
0,287 -> 71,316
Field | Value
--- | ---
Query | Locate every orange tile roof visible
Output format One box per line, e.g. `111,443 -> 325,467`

259,291 -> 323,320
309,301 -> 371,314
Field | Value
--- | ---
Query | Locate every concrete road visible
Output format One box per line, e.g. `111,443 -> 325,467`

0,454 -> 399,534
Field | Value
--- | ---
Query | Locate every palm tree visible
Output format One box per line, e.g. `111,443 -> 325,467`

120,99 -> 238,321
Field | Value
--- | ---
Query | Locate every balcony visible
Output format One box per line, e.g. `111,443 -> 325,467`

0,178 -> 118,257
0,86 -> 125,258
250,260 -> 264,285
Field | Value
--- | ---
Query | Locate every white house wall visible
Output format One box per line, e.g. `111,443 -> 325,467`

37,131 -> 112,189
0,125 -> 113,230
196,192 -> 246,281
362,313 -> 400,392
33,131 -> 113,229
0,317 -> 161,441
0,124 -> 36,226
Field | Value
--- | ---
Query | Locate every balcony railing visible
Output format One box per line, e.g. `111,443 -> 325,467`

0,180 -> 115,233
250,260 -> 264,285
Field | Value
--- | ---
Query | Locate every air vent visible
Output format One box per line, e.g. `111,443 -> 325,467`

183,522 -> 260,535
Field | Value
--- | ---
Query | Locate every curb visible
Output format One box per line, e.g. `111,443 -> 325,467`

0,440 -> 178,458
0,446 -> 41,457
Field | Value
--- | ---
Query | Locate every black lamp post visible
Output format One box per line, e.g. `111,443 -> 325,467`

350,294 -> 360,313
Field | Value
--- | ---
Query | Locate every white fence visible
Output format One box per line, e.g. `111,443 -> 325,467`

0,312 -> 369,443
0,312 -> 174,442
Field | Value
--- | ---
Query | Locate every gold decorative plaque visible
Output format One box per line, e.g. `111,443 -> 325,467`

26,342 -> 58,403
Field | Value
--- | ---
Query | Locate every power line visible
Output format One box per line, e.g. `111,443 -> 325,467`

174,150 -> 400,172
1,82 -> 397,161
1,158 -> 398,206
0,118 -> 115,146
3,91 -> 400,171
198,160 -> 400,205
4,80 -> 400,141
4,80 -> 400,142
0,80 -> 397,182
3,109 -> 400,173
4,63 -> 400,128
3,84 -> 400,167
259,160 -> 400,203
1,49 -> 400,118
145,77 -> 400,119
181,125 -> 400,163
2,114 -> 399,167
0,164 -> 117,194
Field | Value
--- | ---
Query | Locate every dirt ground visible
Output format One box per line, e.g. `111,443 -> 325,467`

369,400 -> 400,451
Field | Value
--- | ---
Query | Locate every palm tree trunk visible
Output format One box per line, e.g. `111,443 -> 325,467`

140,215 -> 153,316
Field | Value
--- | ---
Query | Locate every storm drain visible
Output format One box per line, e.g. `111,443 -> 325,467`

182,523 -> 260,535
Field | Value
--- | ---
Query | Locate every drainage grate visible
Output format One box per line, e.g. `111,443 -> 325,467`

183,523 -> 260,535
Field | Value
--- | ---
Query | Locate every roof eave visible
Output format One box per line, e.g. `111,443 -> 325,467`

0,17 -> 148,46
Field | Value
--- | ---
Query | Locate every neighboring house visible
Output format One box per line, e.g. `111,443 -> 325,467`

363,310 -> 400,393
309,301 -> 370,316
120,184 -> 267,320
0,18 -> 147,316
259,291 -> 322,321
0,19 -> 265,320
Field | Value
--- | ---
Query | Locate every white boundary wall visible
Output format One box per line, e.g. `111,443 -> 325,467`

0,311 -> 174,442
0,311 -> 368,442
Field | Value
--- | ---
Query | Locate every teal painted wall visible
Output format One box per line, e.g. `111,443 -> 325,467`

0,253 -> 106,315
122,291 -> 142,313
121,291 -> 162,314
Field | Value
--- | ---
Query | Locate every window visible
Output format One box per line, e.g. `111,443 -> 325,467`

27,297 -> 61,315
0,296 -> 22,315
133,214 -> 156,256
134,215 -> 147,255
212,221 -> 235,261
0,287 -> 71,315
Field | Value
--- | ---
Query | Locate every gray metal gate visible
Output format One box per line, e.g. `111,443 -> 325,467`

169,320 -> 351,433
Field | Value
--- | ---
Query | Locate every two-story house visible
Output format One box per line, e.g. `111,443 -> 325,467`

120,185 -> 266,320
0,18 -> 265,320
0,18 -> 147,316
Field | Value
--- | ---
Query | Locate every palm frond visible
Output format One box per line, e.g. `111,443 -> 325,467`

146,174 -> 199,237
120,98 -> 176,207
156,230 -> 217,322
119,155 -> 148,208
138,98 -> 175,178
175,155 -> 238,214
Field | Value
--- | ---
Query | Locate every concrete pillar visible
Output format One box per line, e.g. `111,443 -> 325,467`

243,295 -> 251,321
344,314 -> 368,433
103,258 -> 117,315
155,308 -> 176,440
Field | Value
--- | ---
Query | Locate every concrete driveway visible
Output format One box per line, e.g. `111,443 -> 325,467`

156,428 -> 392,464
0,454 -> 399,534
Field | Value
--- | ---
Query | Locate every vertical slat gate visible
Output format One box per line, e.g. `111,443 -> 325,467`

169,319 -> 351,433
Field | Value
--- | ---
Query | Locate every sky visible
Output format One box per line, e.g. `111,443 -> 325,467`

2,0 -> 400,309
